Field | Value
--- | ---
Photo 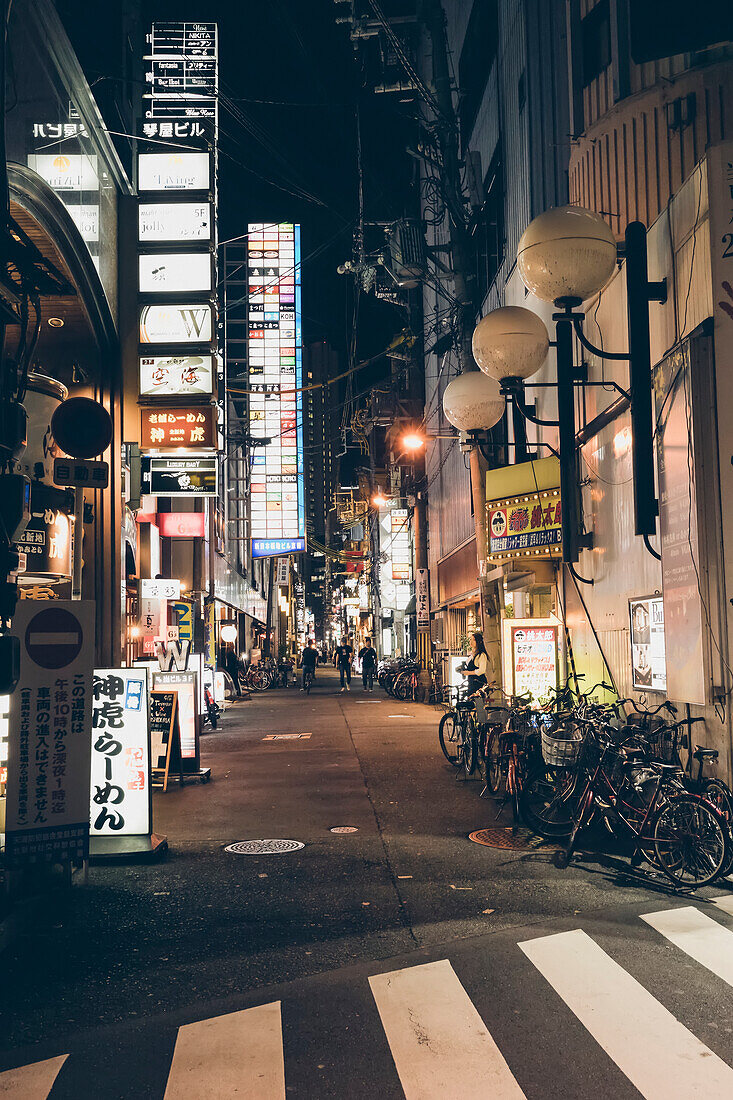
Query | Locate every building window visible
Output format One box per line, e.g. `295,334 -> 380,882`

472,144 -> 503,305
581,0 -> 611,87
458,0 -> 499,145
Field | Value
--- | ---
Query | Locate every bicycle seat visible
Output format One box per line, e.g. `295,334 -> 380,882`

455,700 -> 474,711
693,747 -> 719,762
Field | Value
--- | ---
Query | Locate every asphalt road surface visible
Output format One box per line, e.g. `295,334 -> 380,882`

2,667 -> 733,1098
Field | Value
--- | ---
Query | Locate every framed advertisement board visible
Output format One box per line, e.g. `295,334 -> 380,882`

629,595 -> 667,693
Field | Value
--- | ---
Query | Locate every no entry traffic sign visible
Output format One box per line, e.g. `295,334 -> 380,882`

24,606 -> 85,669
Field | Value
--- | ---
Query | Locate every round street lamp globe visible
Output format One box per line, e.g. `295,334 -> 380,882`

442,372 -> 505,432
517,205 -> 617,305
220,624 -> 237,643
472,306 -> 549,381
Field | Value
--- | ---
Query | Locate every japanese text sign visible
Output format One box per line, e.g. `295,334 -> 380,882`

5,601 -> 95,865
141,405 -> 216,450
488,489 -> 562,560
90,668 -> 150,837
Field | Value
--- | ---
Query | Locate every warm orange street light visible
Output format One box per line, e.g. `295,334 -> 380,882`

401,432 -> 426,451
372,492 -> 388,507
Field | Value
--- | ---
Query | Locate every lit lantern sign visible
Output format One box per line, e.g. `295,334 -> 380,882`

139,252 -> 212,294
139,303 -> 212,344
139,354 -> 214,396
141,405 -> 216,450
139,202 -> 211,242
247,222 -> 306,558
138,152 -> 210,191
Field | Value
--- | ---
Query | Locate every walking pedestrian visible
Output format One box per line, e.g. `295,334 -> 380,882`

359,638 -> 377,691
335,636 -> 353,692
300,640 -> 318,690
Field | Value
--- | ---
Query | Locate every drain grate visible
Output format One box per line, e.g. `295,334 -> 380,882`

469,827 -> 560,852
330,826 -> 358,834
225,839 -> 305,855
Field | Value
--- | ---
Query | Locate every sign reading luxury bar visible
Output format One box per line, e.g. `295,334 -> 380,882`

141,454 -> 218,496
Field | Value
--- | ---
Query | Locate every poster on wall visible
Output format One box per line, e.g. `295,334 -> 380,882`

511,626 -> 558,702
629,595 -> 667,693
90,668 -> 150,837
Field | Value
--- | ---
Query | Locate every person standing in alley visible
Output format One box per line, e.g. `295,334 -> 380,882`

359,638 -> 377,691
335,636 -> 353,692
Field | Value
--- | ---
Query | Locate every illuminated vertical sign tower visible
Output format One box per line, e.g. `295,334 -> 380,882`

247,223 -> 306,557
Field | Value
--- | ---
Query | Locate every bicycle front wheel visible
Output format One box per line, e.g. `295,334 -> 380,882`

485,727 -> 503,794
438,712 -> 461,766
520,763 -> 578,838
652,794 -> 727,888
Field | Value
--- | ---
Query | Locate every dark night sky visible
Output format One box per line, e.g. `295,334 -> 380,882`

58,0 -> 415,366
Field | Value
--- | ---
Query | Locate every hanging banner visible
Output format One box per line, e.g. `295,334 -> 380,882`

416,568 -> 430,630
5,601 -> 95,866
90,668 -> 150,837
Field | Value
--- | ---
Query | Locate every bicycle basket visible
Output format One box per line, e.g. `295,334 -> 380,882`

541,725 -> 583,768
473,699 -> 509,726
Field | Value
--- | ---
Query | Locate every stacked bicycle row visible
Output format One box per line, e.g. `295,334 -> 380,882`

439,679 -> 733,890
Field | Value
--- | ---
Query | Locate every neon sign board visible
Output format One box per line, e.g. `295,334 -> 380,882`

247,223 -> 305,557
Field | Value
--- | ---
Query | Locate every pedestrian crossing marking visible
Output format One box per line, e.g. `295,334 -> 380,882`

712,893 -> 733,916
0,1054 -> 67,1099
163,1001 -> 285,1100
519,928 -> 733,1099
369,959 -> 526,1100
641,906 -> 733,988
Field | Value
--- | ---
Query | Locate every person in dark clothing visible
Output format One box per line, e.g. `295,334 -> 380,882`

359,638 -> 377,691
334,637 -> 353,691
301,640 -> 318,690
224,644 -> 241,698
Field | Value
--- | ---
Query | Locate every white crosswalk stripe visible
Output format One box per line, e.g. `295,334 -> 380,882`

0,1055 -> 67,1099
519,927 -> 733,1100
641,905 -> 733,987
369,959 -> 526,1100
5,903 -> 733,1098
163,1001 -> 286,1100
712,892 -> 733,916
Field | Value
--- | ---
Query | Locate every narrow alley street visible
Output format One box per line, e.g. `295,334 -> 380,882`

2,672 -> 733,1098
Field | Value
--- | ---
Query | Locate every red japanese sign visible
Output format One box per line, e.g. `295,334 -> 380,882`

141,405 -> 216,450
157,512 -> 206,538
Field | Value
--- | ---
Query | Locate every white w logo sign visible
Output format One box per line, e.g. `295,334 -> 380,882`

180,308 -> 208,339
155,639 -> 191,672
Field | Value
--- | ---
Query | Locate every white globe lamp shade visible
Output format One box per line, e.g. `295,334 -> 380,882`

220,623 -> 237,644
442,372 -> 505,432
472,306 -> 549,381
517,205 -> 617,304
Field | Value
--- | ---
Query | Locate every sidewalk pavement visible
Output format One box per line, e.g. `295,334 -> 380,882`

0,667 -> 668,1051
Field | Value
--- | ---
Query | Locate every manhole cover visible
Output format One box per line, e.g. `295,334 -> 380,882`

330,826 -> 358,834
225,840 -> 305,855
469,827 -> 560,852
